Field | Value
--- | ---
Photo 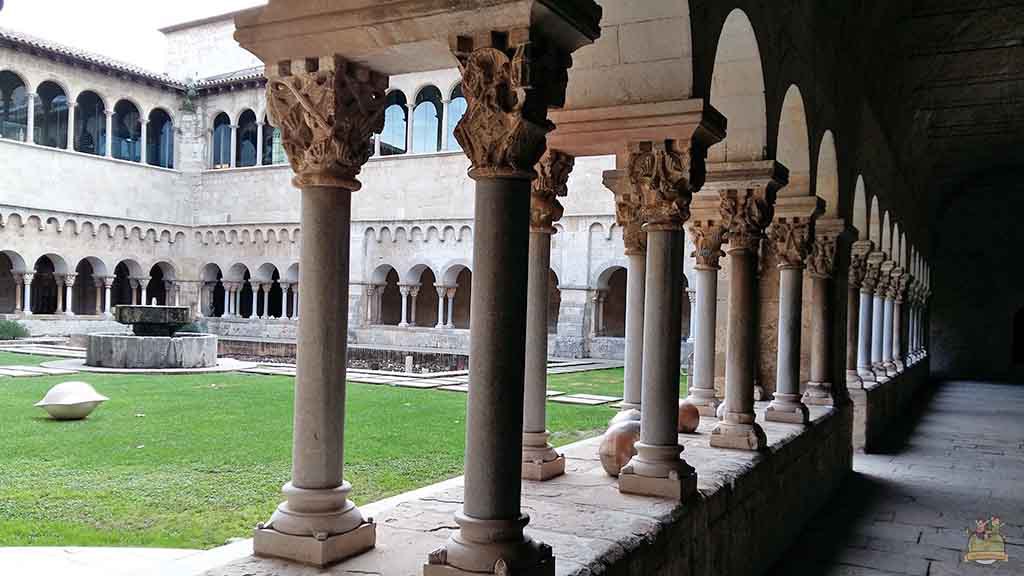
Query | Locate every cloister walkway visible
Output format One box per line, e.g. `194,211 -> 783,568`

769,380 -> 1024,576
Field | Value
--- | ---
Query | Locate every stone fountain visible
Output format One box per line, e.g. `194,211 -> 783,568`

86,305 -> 218,369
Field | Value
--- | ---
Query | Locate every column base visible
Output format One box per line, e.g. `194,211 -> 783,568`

845,370 -> 864,389
872,365 -> 890,383
710,420 -> 767,451
894,359 -> 905,372
399,322 -> 409,327
684,391 -> 720,417
616,400 -> 641,412
857,368 -> 877,384
521,432 -> 565,481
618,443 -> 697,500
802,382 -> 834,406
765,394 -> 810,424
425,514 -> 553,576
883,361 -> 898,377
253,520 -> 375,567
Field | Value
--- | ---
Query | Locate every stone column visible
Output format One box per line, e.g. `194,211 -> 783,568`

398,286 -> 411,327
103,277 -> 114,317
140,119 -> 148,164
709,161 -> 786,451
256,121 -> 264,165
871,259 -> 893,381
846,241 -> 871,388
65,274 -> 78,315
803,220 -> 842,405
365,286 -> 375,325
686,288 -> 697,342
893,274 -> 908,372
22,273 -> 34,315
105,110 -> 113,157
229,124 -> 238,168
425,24 -> 597,574
262,283 -> 273,319
522,150 -> 572,481
280,283 -> 291,319
223,284 -> 231,317
141,277 -> 150,306
94,279 -> 103,315
410,287 -> 420,325
26,93 -> 35,142
14,274 -> 23,313
441,99 -> 450,150
405,103 -> 414,153
248,283 -> 258,319
253,55 -> 386,566
881,270 -> 898,376
618,139 -> 699,501
56,274 -> 66,314
765,197 -> 822,424
858,254 -> 883,383
67,103 -> 76,150
606,169 -> 646,413
293,284 -> 300,319
445,288 -> 456,328
683,199 -> 724,416
435,285 -> 447,328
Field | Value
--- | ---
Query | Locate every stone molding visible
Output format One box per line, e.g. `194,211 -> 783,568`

266,55 -> 388,190
530,150 -> 573,231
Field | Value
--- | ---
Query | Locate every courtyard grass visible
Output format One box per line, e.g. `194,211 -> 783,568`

0,365 -> 624,550
547,366 -> 688,398
0,351 -> 54,366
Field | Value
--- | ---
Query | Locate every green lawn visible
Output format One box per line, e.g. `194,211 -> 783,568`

0,351 -> 54,366
0,361 -> 631,550
547,367 -> 688,398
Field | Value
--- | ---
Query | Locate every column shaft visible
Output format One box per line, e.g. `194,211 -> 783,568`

24,277 -> 33,314
803,274 -> 833,404
435,287 -> 446,328
399,288 -> 410,327
621,251 -> 646,410
687,266 -> 719,415
871,294 -> 885,377
882,298 -> 895,374
14,280 -> 22,312
846,283 -> 862,386
893,300 -> 904,370
766,267 -> 809,423
857,290 -> 875,381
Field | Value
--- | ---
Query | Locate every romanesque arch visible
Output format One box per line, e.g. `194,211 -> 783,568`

777,85 -> 811,197
406,264 -> 440,327
708,9 -> 767,163
371,264 -> 402,326
0,70 -> 28,141
412,85 -> 443,154
595,265 -> 626,337
237,109 -> 258,167
381,90 -> 408,155
72,256 -> 108,315
201,263 -> 225,317
147,108 -> 174,168
254,262 -> 283,318
0,249 -> 26,313
440,263 -> 472,329
74,91 -> 107,155
816,130 -> 839,217
112,99 -> 142,162
34,80 -> 69,149
31,254 -> 67,314
447,83 -> 466,151
212,112 -> 232,168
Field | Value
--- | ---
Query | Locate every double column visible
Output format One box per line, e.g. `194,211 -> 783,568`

521,150 -> 573,481
708,161 -> 787,451
765,197 -> 823,424
63,273 -> 77,315
857,252 -> 883,383
252,56 -> 386,566
846,241 -> 872,388
872,259 -> 894,381
605,169 -> 646,414
617,139 -> 701,501
682,194 -> 726,416
803,220 -> 843,405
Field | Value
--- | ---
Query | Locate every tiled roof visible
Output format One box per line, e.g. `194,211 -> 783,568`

195,66 -> 266,88
0,26 -> 185,88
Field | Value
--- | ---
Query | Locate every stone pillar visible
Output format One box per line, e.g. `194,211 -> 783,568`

522,150 -> 572,481
22,273 -> 34,315
252,55 -> 386,566
365,286 -> 376,325
435,285 -> 447,328
67,103 -> 75,150
846,241 -> 871,388
293,284 -> 300,319
409,287 -> 419,325
280,283 -> 291,319
881,269 -> 900,376
105,110 -> 113,157
605,169 -> 646,413
103,277 -> 114,317
398,286 -> 411,327
141,277 -> 150,306
26,93 -> 35,142
803,220 -> 842,405
262,283 -> 272,319
256,121 -> 264,165
858,254 -> 883,383
618,139 -> 699,501
445,288 -> 456,328
709,161 -> 786,452
871,259 -> 893,381
765,197 -> 822,424
441,99 -> 450,151
64,274 -> 77,315
14,274 -> 23,313
424,22 -> 598,573
229,124 -> 238,168
140,119 -> 148,164
223,284 -> 231,317
683,199 -> 725,416
94,279 -> 103,315
893,274 -> 908,372
56,274 -> 66,314
686,288 -> 697,342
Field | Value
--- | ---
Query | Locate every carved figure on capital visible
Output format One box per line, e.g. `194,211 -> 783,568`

768,219 -> 814,269
605,170 -> 645,254
719,188 -> 775,251
530,150 -> 573,231
628,140 -> 699,228
688,222 -> 726,270
266,55 -> 388,189
848,242 -> 873,288
807,234 -> 839,279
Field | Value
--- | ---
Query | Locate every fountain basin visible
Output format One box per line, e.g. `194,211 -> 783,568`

87,332 -> 218,369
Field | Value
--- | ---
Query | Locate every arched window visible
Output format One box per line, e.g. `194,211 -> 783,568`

237,109 -> 258,167
262,115 -> 286,165
34,81 -> 68,149
74,91 -> 107,156
212,112 -> 231,168
446,83 -> 466,151
147,108 -> 174,168
112,100 -> 141,162
381,90 -> 407,155
0,71 -> 29,141
412,85 -> 442,154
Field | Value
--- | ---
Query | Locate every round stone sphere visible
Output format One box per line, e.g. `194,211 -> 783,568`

678,400 -> 700,433
716,401 -> 727,419
34,381 -> 109,420
609,408 -> 641,426
598,420 -> 640,477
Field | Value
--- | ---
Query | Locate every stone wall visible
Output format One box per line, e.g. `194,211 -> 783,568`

849,360 -> 930,452
1,314 -> 129,337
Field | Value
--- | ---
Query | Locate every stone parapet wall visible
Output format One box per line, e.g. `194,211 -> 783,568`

849,361 -> 930,452
1,314 -> 129,337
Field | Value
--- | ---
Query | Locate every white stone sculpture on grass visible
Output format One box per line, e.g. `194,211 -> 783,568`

34,381 -> 109,420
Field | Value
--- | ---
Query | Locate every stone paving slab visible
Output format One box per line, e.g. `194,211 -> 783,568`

390,379 -> 448,389
436,383 -> 469,393
2,345 -> 86,358
6,365 -> 79,375
0,367 -> 47,377
0,546 -> 201,576
549,393 -> 620,406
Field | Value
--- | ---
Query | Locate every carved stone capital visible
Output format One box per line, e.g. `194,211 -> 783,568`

862,252 -> 886,293
768,218 -> 815,269
807,233 -> 839,279
875,260 -> 895,297
604,169 -> 645,255
531,150 -> 573,231
704,161 -> 787,252
22,272 -> 35,284
894,271 -> 912,303
628,139 -> 701,230
266,55 -> 387,190
63,273 -> 77,287
687,220 -> 726,270
452,34 -> 573,180
848,240 -> 874,288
